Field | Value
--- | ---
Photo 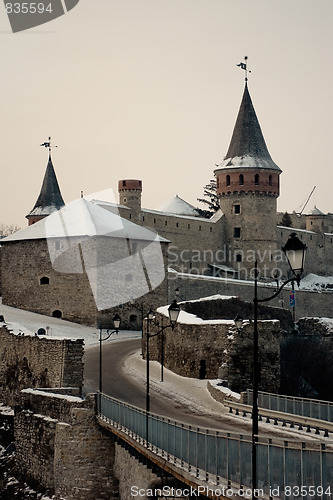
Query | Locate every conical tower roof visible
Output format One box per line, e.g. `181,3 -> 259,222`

217,83 -> 281,172
26,154 -> 65,221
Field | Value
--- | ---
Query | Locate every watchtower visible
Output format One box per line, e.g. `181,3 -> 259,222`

214,83 -> 282,278
118,179 -> 142,220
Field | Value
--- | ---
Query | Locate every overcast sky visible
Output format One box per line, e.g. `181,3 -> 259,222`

1,0 -> 332,228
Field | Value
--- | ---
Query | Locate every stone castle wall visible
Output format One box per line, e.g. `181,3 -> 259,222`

14,391 -> 119,499
1,239 -> 97,325
0,236 -> 169,329
0,325 -> 84,407
169,271 -> 333,321
144,311 -> 282,394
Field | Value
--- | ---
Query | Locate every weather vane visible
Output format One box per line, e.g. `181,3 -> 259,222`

40,136 -> 57,156
237,56 -> 251,82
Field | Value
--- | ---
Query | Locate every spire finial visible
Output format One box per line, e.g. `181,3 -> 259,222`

40,136 -> 57,158
237,56 -> 251,82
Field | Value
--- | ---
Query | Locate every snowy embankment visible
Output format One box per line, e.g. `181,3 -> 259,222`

0,300 -> 141,348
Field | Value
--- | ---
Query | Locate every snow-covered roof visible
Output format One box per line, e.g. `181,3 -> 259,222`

217,154 -> 280,171
156,195 -> 201,217
277,225 -> 315,235
308,206 -> 325,216
3,198 -> 169,243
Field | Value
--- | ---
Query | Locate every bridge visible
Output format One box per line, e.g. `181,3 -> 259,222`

97,392 -> 333,499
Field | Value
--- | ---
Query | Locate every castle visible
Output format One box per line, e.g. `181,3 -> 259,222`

1,81 -> 332,327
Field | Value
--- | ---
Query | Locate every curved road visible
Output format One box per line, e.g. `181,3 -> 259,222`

83,338 -> 251,432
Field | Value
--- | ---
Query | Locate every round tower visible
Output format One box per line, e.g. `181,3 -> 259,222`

306,206 -> 325,233
214,83 -> 282,279
118,179 -> 142,215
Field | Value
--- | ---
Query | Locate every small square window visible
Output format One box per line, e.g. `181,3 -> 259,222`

234,204 -> 241,214
234,227 -> 241,238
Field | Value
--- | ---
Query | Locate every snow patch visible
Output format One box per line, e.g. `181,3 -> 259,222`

209,380 -> 241,400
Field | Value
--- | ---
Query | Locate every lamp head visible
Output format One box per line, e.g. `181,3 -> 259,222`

282,232 -> 307,284
113,314 -> 121,331
168,300 -> 181,327
147,309 -> 155,321
234,314 -> 243,331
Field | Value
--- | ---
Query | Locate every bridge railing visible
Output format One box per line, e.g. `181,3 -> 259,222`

97,393 -> 333,498
245,390 -> 333,422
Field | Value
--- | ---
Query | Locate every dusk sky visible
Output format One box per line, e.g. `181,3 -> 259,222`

1,0 -> 332,228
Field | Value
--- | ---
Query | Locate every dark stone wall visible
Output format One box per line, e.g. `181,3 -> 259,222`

0,325 -> 84,407
144,312 -> 282,394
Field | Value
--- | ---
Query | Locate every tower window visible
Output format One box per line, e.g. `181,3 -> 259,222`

239,174 -> 244,186
226,175 -> 230,186
234,204 -> 241,214
269,175 -> 272,186
236,254 -> 242,262
40,276 -> 49,285
122,180 -> 126,187
234,227 -> 241,238
255,174 -> 259,185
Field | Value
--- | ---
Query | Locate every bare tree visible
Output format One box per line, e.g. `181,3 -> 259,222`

0,223 -> 21,237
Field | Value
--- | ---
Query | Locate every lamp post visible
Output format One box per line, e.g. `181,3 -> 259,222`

251,233 -> 306,498
99,314 -> 121,395
145,300 -> 181,445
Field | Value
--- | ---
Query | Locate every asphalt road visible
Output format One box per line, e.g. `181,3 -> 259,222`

83,338 -> 250,432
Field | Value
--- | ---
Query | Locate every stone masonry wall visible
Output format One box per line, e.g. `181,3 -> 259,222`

144,313 -> 282,394
15,391 -> 119,499
0,325 -> 84,407
169,271 -> 333,320
1,239 -> 97,325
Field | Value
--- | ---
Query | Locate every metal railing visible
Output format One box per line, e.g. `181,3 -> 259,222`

97,393 -> 333,499
246,390 -> 333,422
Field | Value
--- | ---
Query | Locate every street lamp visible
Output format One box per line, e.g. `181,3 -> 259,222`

251,233 -> 306,498
99,314 -> 121,395
233,314 -> 243,331
145,300 -> 181,444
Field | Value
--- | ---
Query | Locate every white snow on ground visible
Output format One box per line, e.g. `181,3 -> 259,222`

0,300 -> 332,444
0,300 -> 141,348
209,381 -> 241,400
179,294 -> 237,303
125,349 -> 231,418
298,273 -> 333,291
157,305 -> 235,325
125,350 -> 333,444
318,318 -> 333,331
